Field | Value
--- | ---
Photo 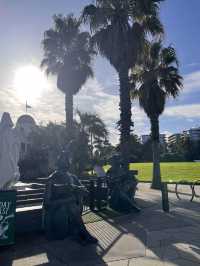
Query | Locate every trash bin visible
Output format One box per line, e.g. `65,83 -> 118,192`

0,190 -> 16,246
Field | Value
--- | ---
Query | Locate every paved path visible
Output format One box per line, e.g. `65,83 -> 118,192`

1,184 -> 200,266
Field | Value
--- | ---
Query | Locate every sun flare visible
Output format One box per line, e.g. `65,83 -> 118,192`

14,65 -> 49,103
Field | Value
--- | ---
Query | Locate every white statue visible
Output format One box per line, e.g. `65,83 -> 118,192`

0,113 -> 21,189
0,113 -> 36,190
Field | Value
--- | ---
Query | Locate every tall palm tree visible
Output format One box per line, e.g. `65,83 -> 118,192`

82,0 -> 164,172
131,41 -> 183,189
41,14 -> 95,139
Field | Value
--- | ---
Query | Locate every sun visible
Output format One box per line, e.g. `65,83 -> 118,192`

14,65 -> 49,103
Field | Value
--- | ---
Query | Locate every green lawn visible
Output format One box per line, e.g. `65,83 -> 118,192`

130,162 -> 200,182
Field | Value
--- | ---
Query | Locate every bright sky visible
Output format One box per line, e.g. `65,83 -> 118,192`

0,0 -> 200,144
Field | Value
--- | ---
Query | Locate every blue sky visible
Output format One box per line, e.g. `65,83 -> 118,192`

0,0 -> 200,143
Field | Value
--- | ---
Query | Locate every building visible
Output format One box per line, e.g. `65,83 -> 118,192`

168,133 -> 184,146
159,134 -> 167,146
183,127 -> 200,142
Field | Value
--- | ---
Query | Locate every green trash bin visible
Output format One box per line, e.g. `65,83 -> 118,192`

0,190 -> 16,246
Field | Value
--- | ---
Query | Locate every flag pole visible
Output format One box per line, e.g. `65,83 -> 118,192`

25,101 -> 32,113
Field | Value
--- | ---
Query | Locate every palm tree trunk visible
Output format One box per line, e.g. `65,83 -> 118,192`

65,92 -> 74,140
150,116 -> 161,189
119,67 -> 132,174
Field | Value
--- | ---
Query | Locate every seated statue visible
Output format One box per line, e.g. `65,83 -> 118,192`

107,154 -> 140,213
43,151 -> 98,245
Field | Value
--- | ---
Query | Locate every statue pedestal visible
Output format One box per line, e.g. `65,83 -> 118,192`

0,190 -> 17,246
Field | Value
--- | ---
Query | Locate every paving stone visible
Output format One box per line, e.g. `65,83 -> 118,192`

2,183 -> 200,266
146,231 -> 174,248
146,247 -> 163,259
162,246 -> 180,261
176,244 -> 200,263
164,258 -> 200,266
107,259 -> 129,266
102,232 -> 146,261
146,245 -> 179,261
69,261 -> 107,266
11,253 -> 65,266
129,257 -> 164,266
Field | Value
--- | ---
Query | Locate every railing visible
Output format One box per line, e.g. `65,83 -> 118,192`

81,177 -> 109,212
16,177 -> 109,213
161,180 -> 200,212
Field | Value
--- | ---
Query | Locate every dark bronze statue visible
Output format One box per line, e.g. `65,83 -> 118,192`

107,154 -> 140,213
43,151 -> 97,245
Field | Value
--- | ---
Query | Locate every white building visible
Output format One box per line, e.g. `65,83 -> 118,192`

183,127 -> 200,142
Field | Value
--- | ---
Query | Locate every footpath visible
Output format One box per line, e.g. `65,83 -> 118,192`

1,183 -> 200,266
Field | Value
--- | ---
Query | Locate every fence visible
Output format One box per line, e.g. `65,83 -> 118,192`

161,180 -> 200,212
16,177 -> 109,213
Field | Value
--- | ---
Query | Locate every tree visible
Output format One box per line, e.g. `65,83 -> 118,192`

77,110 -> 108,161
129,134 -> 143,162
20,122 -> 91,178
183,138 -> 200,162
82,0 -> 164,172
29,122 -> 67,171
41,14 -> 95,138
131,41 -> 182,189
18,122 -> 67,180
141,139 -> 153,162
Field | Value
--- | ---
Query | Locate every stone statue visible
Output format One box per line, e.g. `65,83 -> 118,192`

0,113 -> 21,189
43,151 -> 98,245
0,113 -> 36,190
107,154 -> 140,213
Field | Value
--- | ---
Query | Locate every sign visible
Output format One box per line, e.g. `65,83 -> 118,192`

0,190 -> 16,246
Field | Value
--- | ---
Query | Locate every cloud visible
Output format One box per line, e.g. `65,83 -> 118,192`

183,70 -> 200,94
186,62 -> 200,68
3,70 -> 200,146
75,79 -> 149,143
0,87 -> 25,121
0,78 -> 148,145
0,83 -> 65,125
164,104 -> 200,119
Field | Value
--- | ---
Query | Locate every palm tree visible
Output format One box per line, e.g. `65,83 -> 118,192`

41,14 -> 95,139
131,41 -> 183,189
82,0 -> 164,172
77,110 -> 108,158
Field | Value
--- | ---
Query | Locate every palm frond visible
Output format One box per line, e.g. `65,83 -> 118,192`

82,4 -> 110,32
131,39 -> 182,119
161,46 -> 179,66
41,13 -> 94,95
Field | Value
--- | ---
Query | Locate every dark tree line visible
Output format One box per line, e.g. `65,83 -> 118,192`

127,135 -> 200,163
19,113 -> 114,181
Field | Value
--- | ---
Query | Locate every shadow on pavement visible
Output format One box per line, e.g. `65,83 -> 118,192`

1,185 -> 200,266
0,231 -> 107,266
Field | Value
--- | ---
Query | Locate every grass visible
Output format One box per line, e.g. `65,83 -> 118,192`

83,162 -> 200,223
104,162 -> 200,182
130,162 -> 200,182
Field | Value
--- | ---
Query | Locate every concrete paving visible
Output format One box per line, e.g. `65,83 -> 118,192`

1,183 -> 200,265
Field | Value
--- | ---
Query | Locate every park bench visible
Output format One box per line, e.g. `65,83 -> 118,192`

15,169 -> 139,233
